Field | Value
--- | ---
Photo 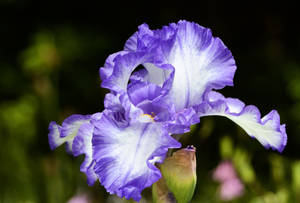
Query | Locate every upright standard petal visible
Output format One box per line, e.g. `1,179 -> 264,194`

101,52 -> 149,93
92,111 -> 181,201
124,31 -> 138,51
125,24 -> 176,89
162,21 -> 236,110
101,49 -> 175,98
195,91 -> 287,152
130,21 -> 236,111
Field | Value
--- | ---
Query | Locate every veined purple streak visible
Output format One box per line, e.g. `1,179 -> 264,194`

48,20 -> 287,201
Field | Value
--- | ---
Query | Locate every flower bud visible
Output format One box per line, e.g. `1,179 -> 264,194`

160,146 -> 197,203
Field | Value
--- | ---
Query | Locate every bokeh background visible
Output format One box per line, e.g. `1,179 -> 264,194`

1,1 -> 300,202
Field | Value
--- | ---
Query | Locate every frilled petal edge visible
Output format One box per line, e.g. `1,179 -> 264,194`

165,107 -> 200,134
92,111 -> 181,201
195,91 -> 287,152
131,20 -> 236,111
48,113 -> 100,185
49,115 -> 91,153
48,121 -> 63,150
99,51 -> 128,81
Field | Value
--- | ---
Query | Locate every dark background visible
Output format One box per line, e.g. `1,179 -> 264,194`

1,1 -> 299,202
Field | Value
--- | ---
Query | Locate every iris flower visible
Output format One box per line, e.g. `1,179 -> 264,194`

48,20 -> 287,201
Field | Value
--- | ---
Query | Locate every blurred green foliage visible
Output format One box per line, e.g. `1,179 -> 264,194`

1,1 -> 300,202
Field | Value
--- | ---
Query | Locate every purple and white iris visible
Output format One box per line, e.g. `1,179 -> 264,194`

48,20 -> 287,201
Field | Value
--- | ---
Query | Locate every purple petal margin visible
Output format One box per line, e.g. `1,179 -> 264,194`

48,121 -> 62,150
92,111 -> 181,201
48,113 -> 101,186
195,91 -> 287,152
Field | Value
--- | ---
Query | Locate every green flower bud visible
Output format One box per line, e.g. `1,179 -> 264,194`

160,146 -> 197,203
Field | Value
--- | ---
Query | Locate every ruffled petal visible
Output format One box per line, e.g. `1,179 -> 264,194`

101,50 -> 175,97
99,51 -> 128,81
48,121 -> 63,150
165,108 -> 200,134
195,91 -> 287,152
60,114 -> 91,152
131,20 -> 236,111
163,21 -> 236,110
104,92 -> 145,126
127,80 -> 175,121
101,25 -> 176,97
92,111 -> 181,201
48,114 -> 91,152
48,113 -> 100,185
72,113 -> 102,185
124,32 -> 138,51
101,52 -> 148,93
128,81 -> 162,106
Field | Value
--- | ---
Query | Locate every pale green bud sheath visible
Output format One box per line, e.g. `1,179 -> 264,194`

159,146 -> 197,203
